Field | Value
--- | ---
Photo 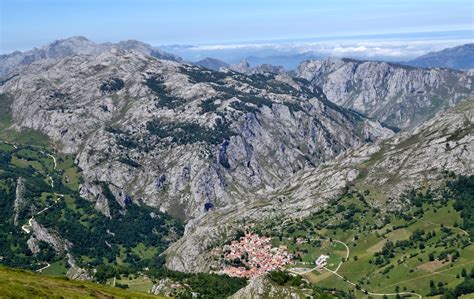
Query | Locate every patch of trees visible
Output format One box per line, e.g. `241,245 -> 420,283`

268,270 -> 307,287
449,176 -> 474,240
148,267 -> 247,299
212,84 -> 274,110
145,77 -> 186,109
118,157 -> 141,168
199,98 -> 219,113
230,101 -> 258,113
146,118 -> 235,145
36,182 -> 184,272
100,78 -> 124,94
179,66 -> 228,84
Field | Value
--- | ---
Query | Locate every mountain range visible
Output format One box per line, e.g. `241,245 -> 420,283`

0,37 -> 473,298
407,43 -> 474,70
0,36 -> 182,77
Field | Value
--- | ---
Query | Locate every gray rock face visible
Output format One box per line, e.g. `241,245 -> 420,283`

0,49 -> 392,222
29,219 -> 71,253
230,275 -> 309,299
296,57 -> 473,129
13,177 -> 26,226
0,36 -> 181,76
229,59 -> 285,75
228,59 -> 251,74
66,253 -> 92,280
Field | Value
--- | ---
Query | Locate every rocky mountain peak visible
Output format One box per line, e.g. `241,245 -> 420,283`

0,36 -> 182,76
229,59 -> 251,73
296,57 -> 473,129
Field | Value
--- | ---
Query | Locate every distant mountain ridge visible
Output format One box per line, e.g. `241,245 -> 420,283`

0,36 -> 182,76
296,57 -> 473,129
407,43 -> 474,70
194,57 -> 229,71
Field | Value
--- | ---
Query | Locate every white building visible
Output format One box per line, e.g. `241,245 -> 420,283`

316,254 -> 329,268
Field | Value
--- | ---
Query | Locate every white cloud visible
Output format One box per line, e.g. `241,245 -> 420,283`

182,36 -> 473,60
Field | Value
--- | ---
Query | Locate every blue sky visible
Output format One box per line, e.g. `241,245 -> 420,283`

1,0 -> 473,53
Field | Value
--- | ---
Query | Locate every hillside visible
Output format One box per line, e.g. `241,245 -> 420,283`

0,266 -> 164,298
296,57 -> 473,129
407,43 -> 474,70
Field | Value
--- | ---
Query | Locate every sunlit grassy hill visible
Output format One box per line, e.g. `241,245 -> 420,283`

0,266 -> 165,298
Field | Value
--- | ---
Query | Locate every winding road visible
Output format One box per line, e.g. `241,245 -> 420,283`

288,236 -> 423,298
19,149 -> 63,273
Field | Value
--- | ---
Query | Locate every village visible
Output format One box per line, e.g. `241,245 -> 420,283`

218,233 -> 330,279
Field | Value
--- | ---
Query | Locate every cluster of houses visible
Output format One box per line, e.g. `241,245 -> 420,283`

220,233 -> 293,278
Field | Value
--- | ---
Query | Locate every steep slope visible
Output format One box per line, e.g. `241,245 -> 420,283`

408,43 -> 474,70
0,49 -> 392,223
194,57 -> 229,71
165,100 -> 473,273
0,266 -> 164,298
296,57 -> 473,129
0,36 -> 182,76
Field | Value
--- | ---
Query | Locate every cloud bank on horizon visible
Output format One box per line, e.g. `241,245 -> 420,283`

160,30 -> 474,67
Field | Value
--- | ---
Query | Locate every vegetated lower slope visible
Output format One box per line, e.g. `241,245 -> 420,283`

251,176 -> 474,298
0,266 -> 164,298
296,57 -> 473,129
0,47 -> 392,225
0,140 -> 183,279
165,100 -> 473,274
407,43 -> 474,70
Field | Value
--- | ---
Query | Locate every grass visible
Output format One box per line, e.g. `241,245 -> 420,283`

62,165 -> 81,190
0,266 -> 165,298
40,260 -> 68,276
0,128 -> 50,148
11,156 -> 44,171
132,243 -> 158,260
108,275 -> 155,293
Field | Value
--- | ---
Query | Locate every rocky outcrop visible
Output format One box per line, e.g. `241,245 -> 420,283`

79,182 -> 111,217
229,59 -> 285,75
230,275 -> 310,299
66,253 -> 92,280
150,278 -> 187,297
13,177 -> 26,226
28,219 -> 71,253
296,57 -> 473,129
